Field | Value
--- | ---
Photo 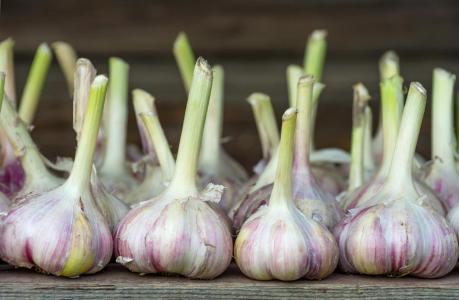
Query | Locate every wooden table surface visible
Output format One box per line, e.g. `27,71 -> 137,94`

1,263 -> 459,299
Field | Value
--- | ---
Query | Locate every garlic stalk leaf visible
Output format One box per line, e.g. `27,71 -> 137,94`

115,58 -> 233,279
0,72 -> 11,211
303,30 -> 327,83
18,43 -> 52,125
0,38 -> 16,105
420,68 -> 459,210
126,89 -> 175,203
372,51 -> 400,164
52,42 -> 77,96
99,57 -> 138,200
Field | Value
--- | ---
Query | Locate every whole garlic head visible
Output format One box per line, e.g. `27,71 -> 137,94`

0,75 -> 113,277
335,82 -> 459,278
235,108 -> 338,281
115,58 -> 233,279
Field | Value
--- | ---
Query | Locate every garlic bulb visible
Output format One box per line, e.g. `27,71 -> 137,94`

235,108 -> 338,281
340,75 -> 444,215
233,76 -> 344,230
0,75 -> 113,277
99,57 -> 138,200
335,82 -> 459,278
115,58 -> 232,279
125,89 -> 175,203
0,42 -> 53,197
419,69 -> 459,210
173,33 -> 248,213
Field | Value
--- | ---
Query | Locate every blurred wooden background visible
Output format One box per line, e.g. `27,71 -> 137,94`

1,0 -> 458,169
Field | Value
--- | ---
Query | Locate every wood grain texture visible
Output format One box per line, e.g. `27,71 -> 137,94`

1,0 -> 459,56
0,264 -> 459,299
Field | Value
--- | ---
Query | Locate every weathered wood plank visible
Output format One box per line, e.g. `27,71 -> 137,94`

0,264 -> 458,299
1,0 -> 458,56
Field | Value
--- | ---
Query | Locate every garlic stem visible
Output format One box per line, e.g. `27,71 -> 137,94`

378,75 -> 404,175
293,76 -> 314,168
173,32 -> 195,93
52,42 -> 77,96
67,76 -> 108,191
374,51 -> 400,155
287,64 -> 304,107
139,113 -> 175,181
385,82 -> 426,193
18,43 -> 52,125
0,95 -> 53,184
269,108 -> 297,208
100,58 -> 129,175
363,107 -> 375,173
0,72 -> 4,107
0,38 -> 16,105
199,66 -> 224,173
349,83 -> 370,190
247,93 -> 279,160
456,92 -> 459,154
432,68 -> 456,169
168,58 -> 213,197
132,89 -> 157,155
379,51 -> 400,80
310,82 -> 326,151
73,58 -> 96,140
303,30 -> 327,82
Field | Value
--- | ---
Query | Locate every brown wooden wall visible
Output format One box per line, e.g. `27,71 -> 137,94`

1,0 -> 458,169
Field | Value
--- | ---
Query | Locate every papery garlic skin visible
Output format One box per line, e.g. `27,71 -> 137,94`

235,205 -> 338,281
335,200 -> 458,278
90,169 -> 129,232
0,185 -> 113,277
115,185 -> 233,279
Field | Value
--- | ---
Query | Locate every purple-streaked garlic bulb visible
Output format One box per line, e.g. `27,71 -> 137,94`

0,76 -> 113,277
0,41 -> 52,197
335,82 -> 458,278
234,108 -> 338,281
419,69 -> 459,210
173,33 -> 248,213
125,89 -> 175,203
114,58 -> 232,279
340,75 -> 444,215
99,58 -> 138,200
